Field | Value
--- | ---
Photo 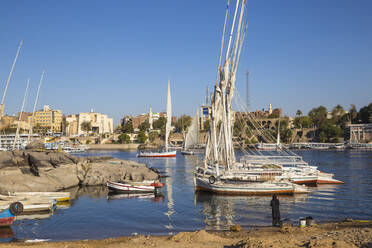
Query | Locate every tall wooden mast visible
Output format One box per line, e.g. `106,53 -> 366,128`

28,70 -> 45,143
13,78 -> 30,150
0,40 -> 23,121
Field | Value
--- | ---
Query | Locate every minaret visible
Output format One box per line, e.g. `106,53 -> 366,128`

149,107 -> 153,130
269,104 -> 272,114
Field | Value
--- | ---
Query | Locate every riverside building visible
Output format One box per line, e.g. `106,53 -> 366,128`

32,105 -> 63,133
65,109 -> 113,136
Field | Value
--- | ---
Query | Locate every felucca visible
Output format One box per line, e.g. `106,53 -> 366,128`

181,110 -> 199,155
138,80 -> 176,157
194,0 -> 309,195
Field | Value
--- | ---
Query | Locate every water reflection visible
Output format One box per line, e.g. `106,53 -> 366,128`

164,158 -> 175,229
195,192 -> 310,229
107,192 -> 165,202
5,150 -> 372,241
0,227 -> 14,242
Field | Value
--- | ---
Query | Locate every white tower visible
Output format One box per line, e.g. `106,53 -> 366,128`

269,104 -> 272,115
149,107 -> 153,130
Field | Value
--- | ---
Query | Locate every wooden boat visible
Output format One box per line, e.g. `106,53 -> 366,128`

107,180 -> 165,194
0,209 -> 15,227
9,192 -> 70,202
317,172 -> 344,184
0,199 -> 55,213
194,175 -> 310,195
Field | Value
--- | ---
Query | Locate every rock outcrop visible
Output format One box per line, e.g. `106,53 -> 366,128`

0,151 -> 158,193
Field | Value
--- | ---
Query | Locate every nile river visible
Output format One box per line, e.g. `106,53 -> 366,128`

2,150 -> 372,241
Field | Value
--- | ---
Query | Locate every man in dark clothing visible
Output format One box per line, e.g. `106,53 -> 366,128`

270,194 -> 280,226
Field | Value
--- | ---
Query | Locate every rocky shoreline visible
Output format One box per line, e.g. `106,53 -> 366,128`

0,148 -> 158,194
0,220 -> 371,247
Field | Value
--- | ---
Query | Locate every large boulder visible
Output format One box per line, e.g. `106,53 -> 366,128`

25,151 -> 79,176
0,151 -> 159,193
0,151 -> 16,169
25,140 -> 45,150
77,159 -> 158,185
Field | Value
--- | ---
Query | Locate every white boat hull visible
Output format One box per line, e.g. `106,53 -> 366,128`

106,181 -> 164,193
194,176 -> 309,195
137,150 -> 176,157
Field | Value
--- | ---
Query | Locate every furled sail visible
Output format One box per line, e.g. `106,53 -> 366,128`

165,80 -> 172,151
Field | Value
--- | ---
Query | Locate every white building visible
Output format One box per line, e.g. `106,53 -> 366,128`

65,110 -> 114,136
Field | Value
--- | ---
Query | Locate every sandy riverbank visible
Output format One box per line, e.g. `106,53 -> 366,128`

2,220 -> 371,248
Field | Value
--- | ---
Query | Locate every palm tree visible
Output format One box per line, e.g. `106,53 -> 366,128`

296,109 -> 302,117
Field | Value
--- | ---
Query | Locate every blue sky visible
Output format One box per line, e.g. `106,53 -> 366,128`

0,0 -> 371,125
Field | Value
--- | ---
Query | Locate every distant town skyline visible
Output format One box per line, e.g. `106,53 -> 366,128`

0,0 -> 371,124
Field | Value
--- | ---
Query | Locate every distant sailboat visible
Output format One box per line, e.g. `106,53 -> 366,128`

181,110 -> 199,155
138,80 -> 177,157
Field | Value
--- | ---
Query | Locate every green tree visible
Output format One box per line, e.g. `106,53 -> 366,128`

296,109 -> 302,117
114,124 -> 122,134
317,120 -> 343,142
359,103 -> 372,124
153,116 -> 166,129
137,130 -> 148,143
294,116 -> 313,129
118,133 -> 131,144
80,121 -> 92,136
122,120 -> 134,133
331,104 -> 345,124
274,119 -> 293,143
148,131 -> 158,143
138,121 -> 150,132
349,104 -> 358,123
268,113 -> 279,118
203,119 -> 210,131
308,106 -> 328,127
175,115 -> 192,133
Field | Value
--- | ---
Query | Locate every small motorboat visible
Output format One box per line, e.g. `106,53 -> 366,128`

0,202 -> 23,227
0,209 -> 15,227
107,180 -> 165,194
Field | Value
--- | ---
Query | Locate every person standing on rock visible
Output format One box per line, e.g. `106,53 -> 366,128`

270,194 -> 280,226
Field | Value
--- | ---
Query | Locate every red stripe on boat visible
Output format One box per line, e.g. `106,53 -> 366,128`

0,217 -> 15,227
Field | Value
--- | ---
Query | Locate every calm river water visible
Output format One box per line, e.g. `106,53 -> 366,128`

2,149 -> 372,241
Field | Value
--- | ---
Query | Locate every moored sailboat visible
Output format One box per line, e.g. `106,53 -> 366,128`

193,0 -> 309,195
138,80 -> 176,157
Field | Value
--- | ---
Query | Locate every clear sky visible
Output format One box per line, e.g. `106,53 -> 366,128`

0,0 -> 371,125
